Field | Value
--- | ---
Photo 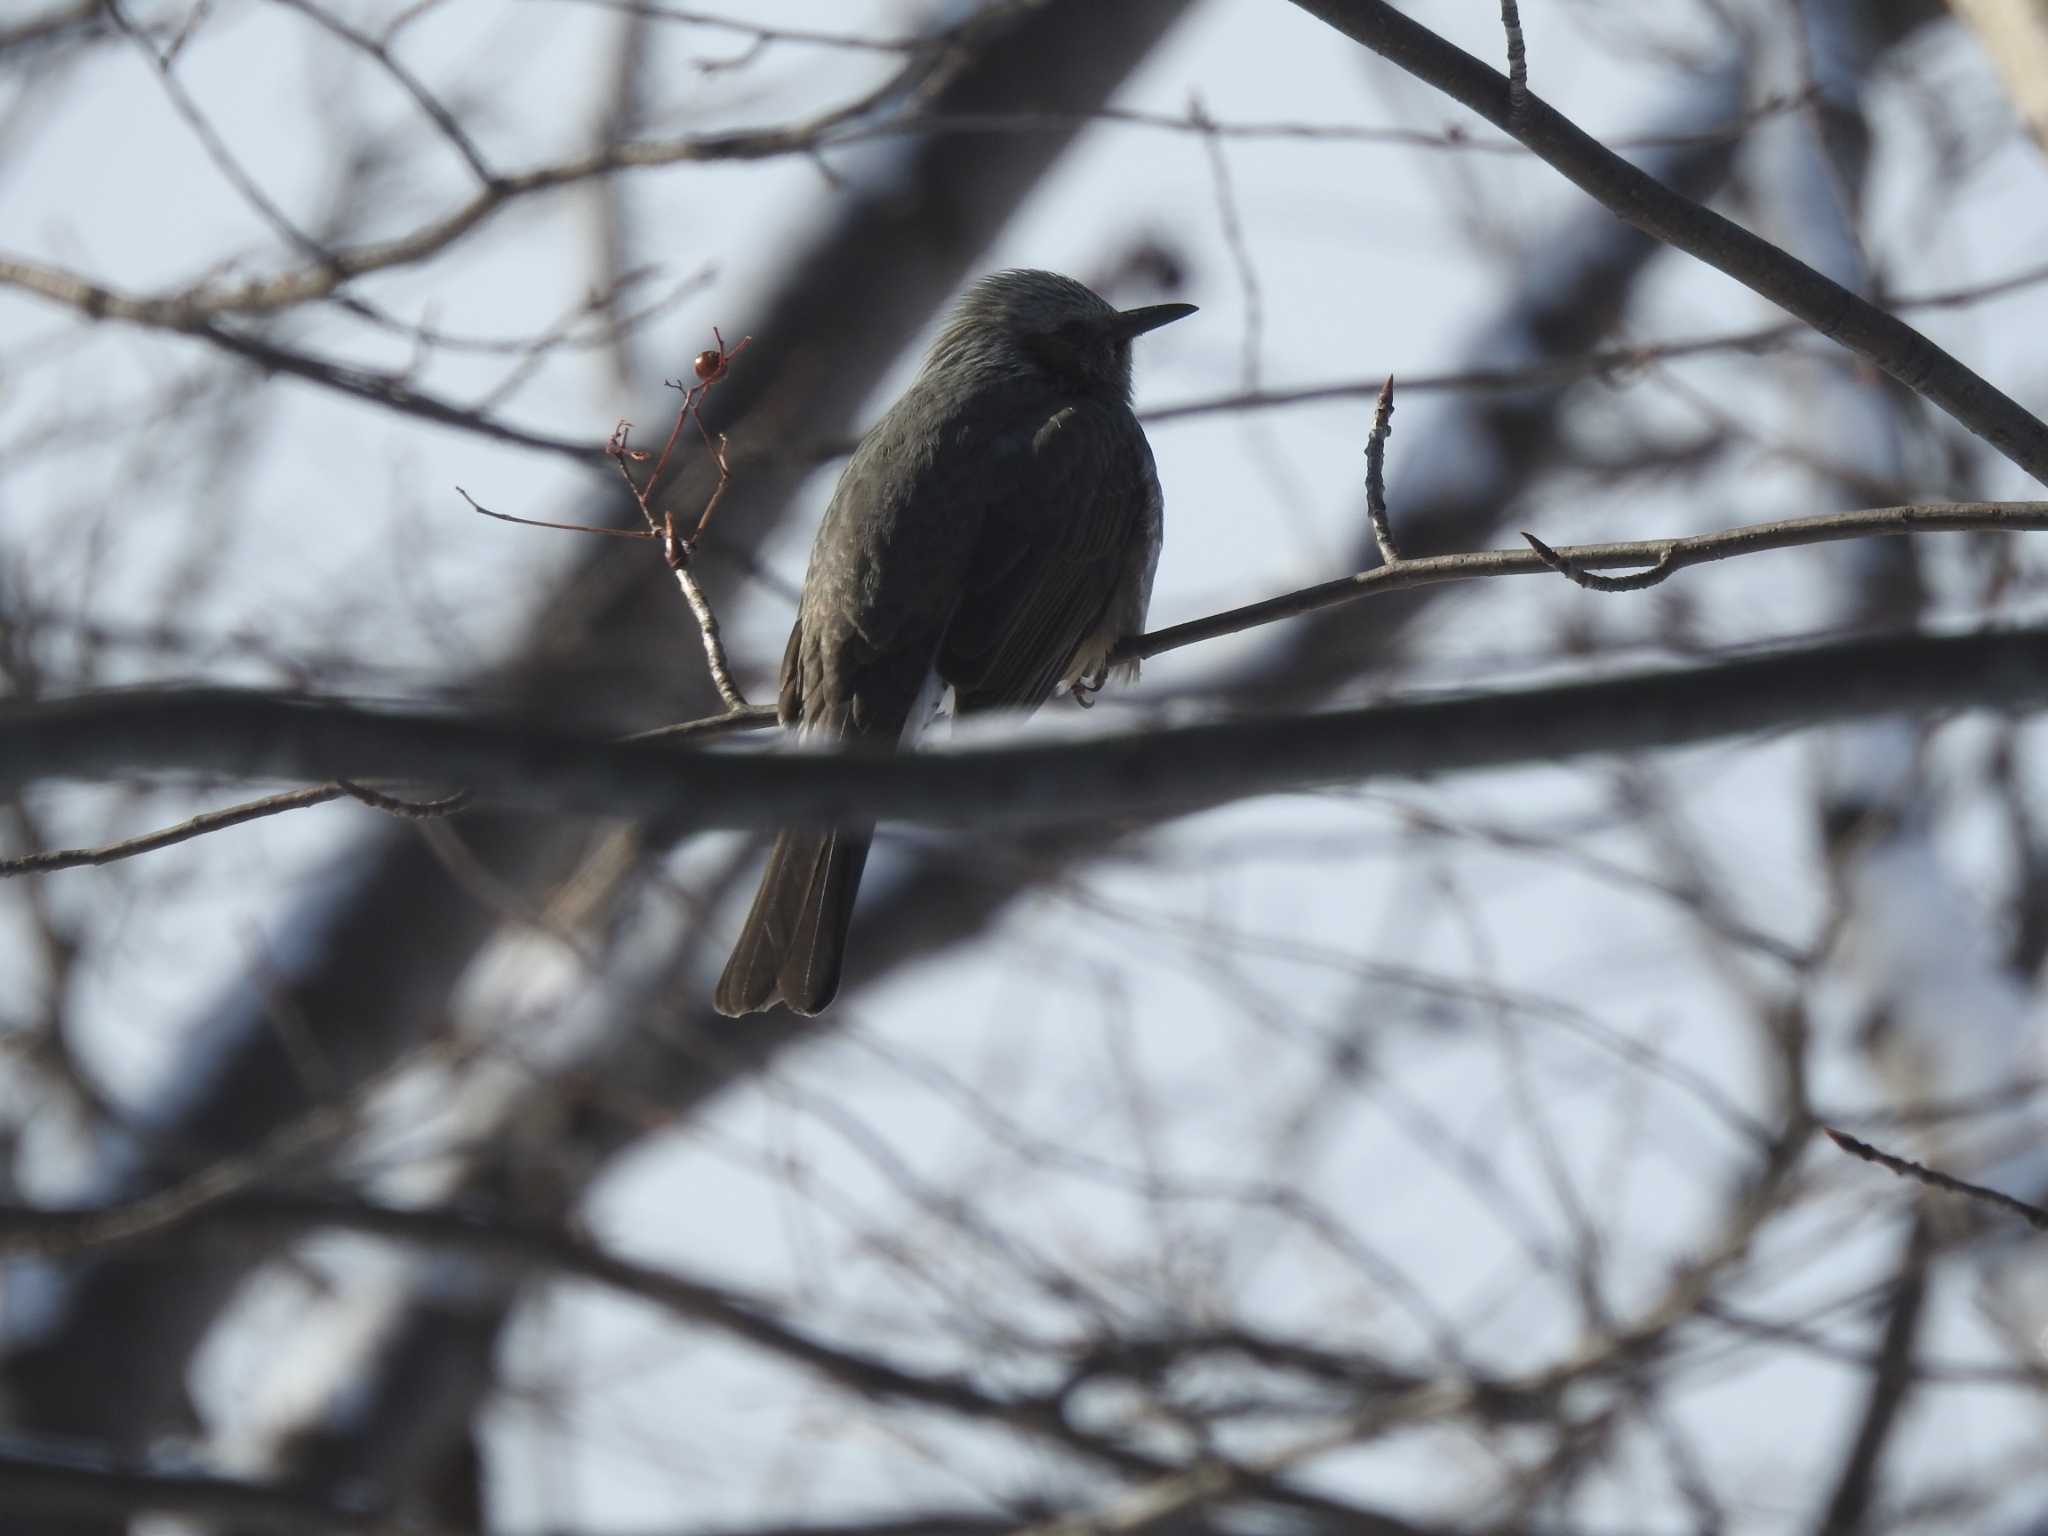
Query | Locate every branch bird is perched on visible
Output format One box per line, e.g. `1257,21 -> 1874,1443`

714,269 -> 1195,1017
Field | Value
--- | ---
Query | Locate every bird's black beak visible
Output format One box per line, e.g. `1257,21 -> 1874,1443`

1109,302 -> 1198,340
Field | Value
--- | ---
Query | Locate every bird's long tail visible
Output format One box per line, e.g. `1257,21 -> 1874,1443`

713,825 -> 874,1017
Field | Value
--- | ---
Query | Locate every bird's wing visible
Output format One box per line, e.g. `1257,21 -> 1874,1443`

780,391 -> 991,743
939,401 -> 1156,711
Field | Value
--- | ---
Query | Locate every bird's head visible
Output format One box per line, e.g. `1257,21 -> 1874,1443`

926,269 -> 1196,401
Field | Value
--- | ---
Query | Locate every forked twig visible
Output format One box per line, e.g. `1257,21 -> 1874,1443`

467,328 -> 755,713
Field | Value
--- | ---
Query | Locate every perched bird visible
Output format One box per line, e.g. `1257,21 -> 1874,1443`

714,269 -> 1194,1017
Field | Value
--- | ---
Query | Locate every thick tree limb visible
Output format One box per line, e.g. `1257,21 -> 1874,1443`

9,626 -> 2048,829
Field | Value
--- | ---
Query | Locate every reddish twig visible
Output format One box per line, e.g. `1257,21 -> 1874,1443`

610,327 -> 752,555
457,486 -> 658,543
633,330 -> 754,711
470,329 -> 755,712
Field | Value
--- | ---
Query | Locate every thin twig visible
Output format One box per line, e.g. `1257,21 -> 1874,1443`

458,486 -> 656,541
1191,92 -> 1263,392
0,778 -> 473,878
0,786 -> 346,875
1118,500 -> 2048,663
1134,250 -> 2048,427
266,0 -> 495,184
611,331 -> 754,709
1823,1127 -> 2048,1232
623,704 -> 780,742
687,430 -> 736,543
201,325 -> 605,462
1365,375 -> 1398,565
0,32 -> 978,324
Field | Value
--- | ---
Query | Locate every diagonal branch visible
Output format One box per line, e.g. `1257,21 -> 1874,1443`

1284,0 -> 2048,486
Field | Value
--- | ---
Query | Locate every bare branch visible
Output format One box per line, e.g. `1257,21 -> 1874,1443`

11,500 -> 2048,878
1823,1128 -> 2048,1232
0,785 -> 346,876
0,781 -> 467,878
1284,0 -> 2048,485
0,0 -> 112,54
1138,247 -> 2048,424
553,0 -> 935,53
0,16 -> 985,326
0,1446 -> 392,1535
623,704 -> 779,742
267,0 -> 495,184
1364,376 -> 1398,565
1121,500 -> 2048,661
198,325 -> 607,461
669,555 -> 749,711
12,626 -> 2048,833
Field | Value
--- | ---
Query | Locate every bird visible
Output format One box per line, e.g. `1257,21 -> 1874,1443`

713,268 -> 1195,1017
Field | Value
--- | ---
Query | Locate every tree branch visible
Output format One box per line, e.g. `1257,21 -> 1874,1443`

0,1446 -> 392,1535
1823,1127 -> 2048,1232
1284,0 -> 2048,486
1119,500 -> 2048,662
11,501 -> 2040,877
10,626 -> 2048,832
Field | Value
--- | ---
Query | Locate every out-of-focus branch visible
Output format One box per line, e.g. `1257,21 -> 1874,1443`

193,315 -> 608,462
0,22 -> 983,326
0,0 -> 109,54
1810,1216 -> 1934,1534
1137,253 -> 2048,426
0,782 -> 466,876
0,1448 -> 387,1536
1285,0 -> 2048,486
13,625 -> 2048,829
